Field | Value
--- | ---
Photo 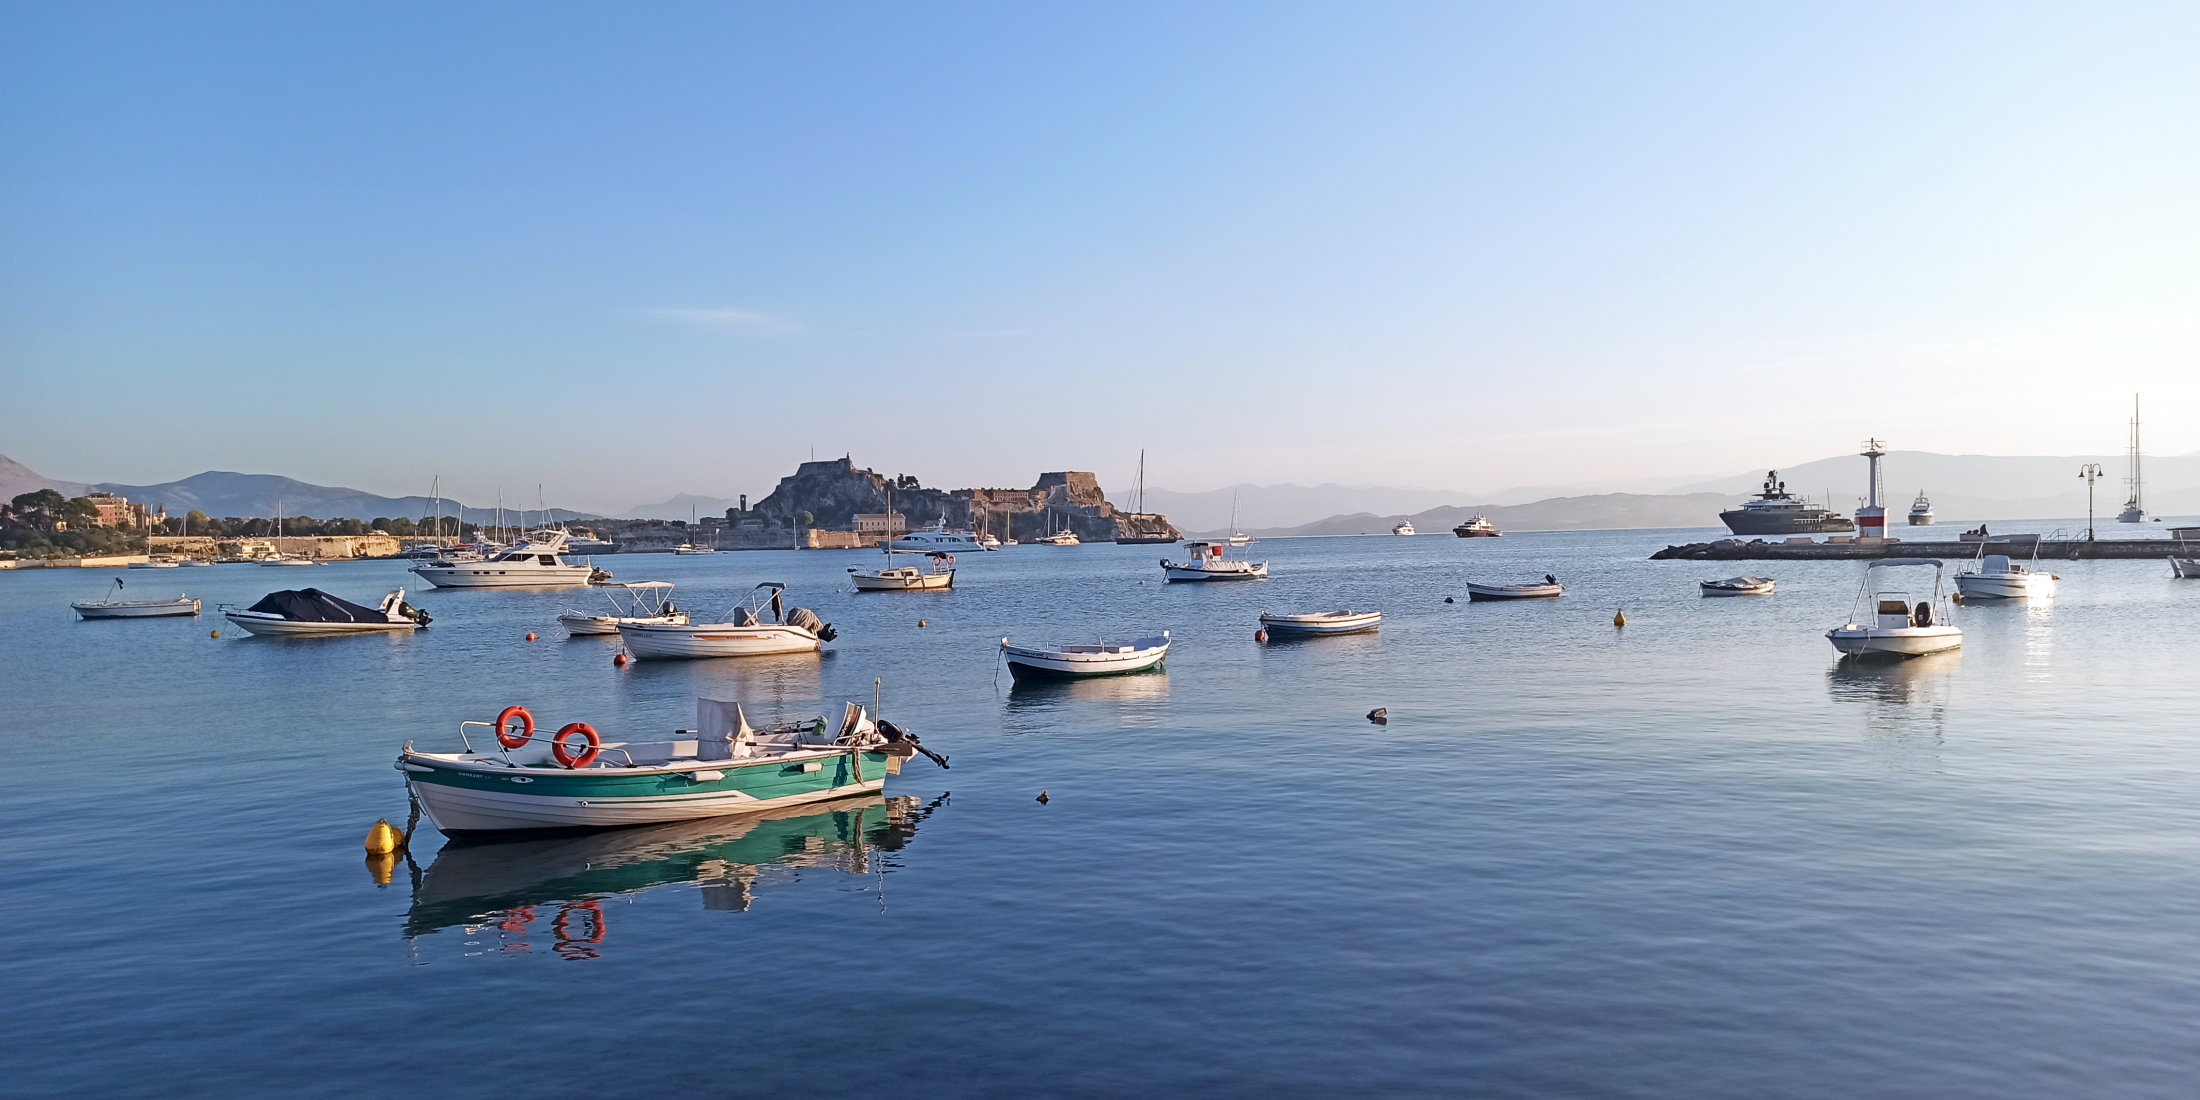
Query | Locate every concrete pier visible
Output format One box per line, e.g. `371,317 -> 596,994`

1652,537 -> 2192,561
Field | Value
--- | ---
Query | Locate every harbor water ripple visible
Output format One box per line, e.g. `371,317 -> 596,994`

5,529 -> 2200,1098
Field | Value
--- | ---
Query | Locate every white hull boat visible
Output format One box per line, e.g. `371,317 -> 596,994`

1258,610 -> 1381,636
1466,578 -> 1562,600
224,587 -> 430,636
1161,541 -> 1267,582
397,698 -> 945,833
128,559 -> 180,569
1392,522 -> 1415,536
2170,558 -> 2199,579
617,583 -> 834,660
1954,554 -> 2057,600
72,581 -> 200,619
672,543 -> 717,555
412,528 -> 599,588
1452,515 -> 1501,537
888,525 -> 981,552
559,580 -> 685,636
1827,557 -> 1961,659
1700,576 -> 1776,597
848,548 -> 955,591
1034,532 -> 1080,546
1001,633 -> 1169,678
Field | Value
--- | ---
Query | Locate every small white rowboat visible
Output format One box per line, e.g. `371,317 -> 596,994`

1701,576 -> 1776,596
1258,610 -> 1382,636
1001,633 -> 1169,679
72,580 -> 201,619
1466,579 -> 1563,601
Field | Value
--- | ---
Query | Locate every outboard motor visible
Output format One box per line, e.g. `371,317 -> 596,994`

786,607 -> 835,641
1912,602 -> 1933,627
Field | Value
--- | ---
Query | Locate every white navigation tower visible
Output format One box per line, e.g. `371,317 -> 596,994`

2118,395 -> 2147,523
1855,438 -> 1887,540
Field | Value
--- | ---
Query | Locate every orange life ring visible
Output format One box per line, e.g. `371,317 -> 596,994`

552,722 -> 601,768
495,705 -> 535,749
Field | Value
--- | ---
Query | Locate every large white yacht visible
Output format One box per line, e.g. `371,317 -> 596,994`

410,529 -> 600,588
1719,471 -> 1857,536
888,523 -> 981,551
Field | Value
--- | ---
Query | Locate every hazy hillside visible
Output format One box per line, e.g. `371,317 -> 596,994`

1202,493 -> 1733,537
0,455 -> 90,502
620,493 -> 744,520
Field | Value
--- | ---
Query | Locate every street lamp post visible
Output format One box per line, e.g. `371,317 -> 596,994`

2079,463 -> 2104,542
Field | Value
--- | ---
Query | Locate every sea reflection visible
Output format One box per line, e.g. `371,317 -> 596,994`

402,794 -> 946,959
1827,651 -> 1961,754
1003,671 -> 1171,730
623,651 -> 822,702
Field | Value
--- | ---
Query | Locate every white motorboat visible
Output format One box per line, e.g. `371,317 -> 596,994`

1826,558 -> 1961,658
1908,491 -> 1934,526
1466,576 -> 1562,601
1701,576 -> 1776,597
128,557 -> 181,569
1452,515 -> 1501,538
223,587 -> 431,636
396,697 -> 945,833
1954,552 -> 2058,600
889,524 -> 981,552
71,579 -> 200,619
558,581 -> 686,636
847,549 -> 955,591
1001,632 -> 1169,679
1258,610 -> 1381,636
1392,521 -> 1416,536
672,542 -> 717,555
410,528 -> 599,588
617,583 -> 836,660
976,533 -> 1001,550
1161,541 -> 1268,582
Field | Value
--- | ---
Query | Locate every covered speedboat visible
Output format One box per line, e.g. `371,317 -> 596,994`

1001,633 -> 1169,678
558,580 -> 686,636
1827,558 -> 1961,658
1258,610 -> 1382,636
395,697 -> 946,833
1700,576 -> 1776,597
1466,575 -> 1563,600
618,583 -> 836,659
1954,553 -> 2058,600
223,587 -> 430,636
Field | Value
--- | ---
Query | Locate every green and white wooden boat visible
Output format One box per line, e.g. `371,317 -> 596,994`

397,697 -> 946,834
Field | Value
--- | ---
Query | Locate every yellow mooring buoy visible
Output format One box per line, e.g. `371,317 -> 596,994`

210,629 -> 220,638
364,818 -> 404,855
1613,609 -> 1627,628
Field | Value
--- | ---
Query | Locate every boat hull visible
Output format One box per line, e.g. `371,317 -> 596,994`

1719,508 -> 1855,536
223,611 -> 417,636
1826,625 -> 1962,657
411,564 -> 596,588
401,749 -> 890,833
1258,612 -> 1381,635
1700,579 -> 1775,597
1002,639 -> 1169,678
618,622 -> 822,659
2174,558 -> 2200,579
848,570 -> 953,591
1466,583 -> 1562,600
1954,573 -> 2057,599
73,600 -> 201,619
559,613 -> 685,636
1161,564 -> 1268,582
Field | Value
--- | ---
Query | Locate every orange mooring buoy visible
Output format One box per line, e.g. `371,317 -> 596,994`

613,652 -> 628,668
525,632 -> 537,642
1255,629 -> 1268,643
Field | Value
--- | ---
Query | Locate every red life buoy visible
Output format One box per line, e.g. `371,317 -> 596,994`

495,705 -> 534,749
552,722 -> 601,768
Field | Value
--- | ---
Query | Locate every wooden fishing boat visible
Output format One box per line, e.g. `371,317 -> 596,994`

1160,541 -> 1268,582
396,697 -> 947,834
1700,576 -> 1776,596
1258,610 -> 1382,636
1466,577 -> 1563,601
1001,633 -> 1169,678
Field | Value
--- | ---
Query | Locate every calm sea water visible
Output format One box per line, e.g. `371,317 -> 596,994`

6,529 -> 2200,1098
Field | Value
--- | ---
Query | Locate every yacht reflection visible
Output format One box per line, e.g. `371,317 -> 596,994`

403,794 -> 945,958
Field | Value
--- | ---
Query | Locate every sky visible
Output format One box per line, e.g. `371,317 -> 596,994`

4,1 -> 2198,514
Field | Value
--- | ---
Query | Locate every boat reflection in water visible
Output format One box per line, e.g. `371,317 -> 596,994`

1828,650 -> 1960,753
401,794 -> 945,959
1004,669 -> 1170,731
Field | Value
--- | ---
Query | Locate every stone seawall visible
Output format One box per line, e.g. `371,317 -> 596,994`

1652,537 -> 2192,561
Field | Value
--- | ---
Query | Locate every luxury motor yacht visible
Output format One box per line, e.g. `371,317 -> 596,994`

410,529 -> 600,588
1908,491 -> 1934,526
1719,471 -> 1857,536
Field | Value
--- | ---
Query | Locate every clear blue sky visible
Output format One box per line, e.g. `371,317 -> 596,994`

4,2 -> 2197,512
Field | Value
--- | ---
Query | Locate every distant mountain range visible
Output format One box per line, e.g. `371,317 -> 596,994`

0,456 -> 597,522
618,493 -> 745,521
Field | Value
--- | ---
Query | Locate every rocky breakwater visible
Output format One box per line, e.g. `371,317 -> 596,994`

1652,536 -> 2185,561
752,459 -> 1180,544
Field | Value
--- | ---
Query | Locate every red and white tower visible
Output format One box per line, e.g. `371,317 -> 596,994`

1855,438 -> 1887,540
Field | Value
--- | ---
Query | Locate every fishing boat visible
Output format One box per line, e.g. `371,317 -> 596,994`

1001,633 -> 1169,679
1954,551 -> 2058,600
1908,491 -> 1934,526
1826,558 -> 1961,658
1452,515 -> 1501,538
1466,576 -> 1563,601
1700,576 -> 1776,596
558,581 -> 686,636
1392,521 -> 1416,536
889,523 -> 982,552
847,548 -> 955,591
71,579 -> 200,619
395,696 -> 947,834
222,587 -> 431,636
617,583 -> 836,660
1258,610 -> 1381,636
1160,541 -> 1268,582
410,528 -> 599,588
